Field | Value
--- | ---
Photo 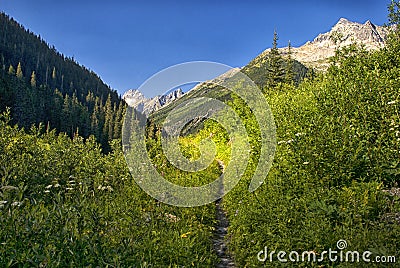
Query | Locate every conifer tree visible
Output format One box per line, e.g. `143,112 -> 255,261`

16,62 -> 23,79
8,64 -> 14,75
61,94 -> 73,135
103,94 -> 114,141
285,40 -> 294,84
91,107 -> 100,139
45,66 -> 49,85
30,71 -> 37,87
113,101 -> 124,139
267,30 -> 285,88
52,66 -> 56,80
15,62 -> 24,79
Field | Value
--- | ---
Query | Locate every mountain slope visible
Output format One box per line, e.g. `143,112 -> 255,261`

276,18 -> 391,70
0,12 -> 124,148
150,18 -> 393,128
150,43 -> 309,125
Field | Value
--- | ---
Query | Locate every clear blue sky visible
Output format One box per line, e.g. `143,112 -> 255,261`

0,0 -> 391,97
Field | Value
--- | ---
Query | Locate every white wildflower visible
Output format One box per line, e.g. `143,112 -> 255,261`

235,209 -> 239,216
286,139 -> 294,144
277,141 -> 286,145
66,187 -> 74,190
54,183 -> 60,188
387,100 -> 397,105
45,185 -> 53,189
295,132 -> 305,137
11,201 -> 22,207
303,162 -> 310,165
164,213 -> 180,223
0,201 -> 7,205
44,190 -> 50,193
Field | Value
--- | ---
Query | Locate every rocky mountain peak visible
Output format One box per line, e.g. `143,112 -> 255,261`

123,88 -> 184,115
292,18 -> 391,70
257,18 -> 392,71
337,17 -> 351,25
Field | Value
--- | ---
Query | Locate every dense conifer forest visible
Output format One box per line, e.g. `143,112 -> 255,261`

0,13 -> 124,150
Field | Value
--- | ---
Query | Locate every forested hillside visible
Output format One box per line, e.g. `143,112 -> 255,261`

0,13 -> 124,149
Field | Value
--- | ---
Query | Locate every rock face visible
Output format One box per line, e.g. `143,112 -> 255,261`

262,18 -> 392,70
123,88 -> 184,115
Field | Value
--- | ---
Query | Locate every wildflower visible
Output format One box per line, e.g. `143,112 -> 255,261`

165,213 -> 180,223
286,139 -> 294,144
180,232 -> 191,238
295,132 -> 305,137
66,187 -> 74,190
54,183 -> 60,188
44,190 -> 50,193
277,141 -> 286,145
303,162 -> 310,165
11,201 -> 22,207
45,185 -> 52,189
387,100 -> 397,105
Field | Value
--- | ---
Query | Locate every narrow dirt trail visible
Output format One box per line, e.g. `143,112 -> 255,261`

213,198 -> 235,267
213,160 -> 235,267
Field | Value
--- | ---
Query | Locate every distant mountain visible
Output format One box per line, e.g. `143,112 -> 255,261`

149,41 -> 311,125
274,18 -> 391,70
123,88 -> 184,115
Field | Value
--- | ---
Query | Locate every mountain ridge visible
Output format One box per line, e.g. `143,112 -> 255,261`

123,88 -> 184,115
267,18 -> 392,70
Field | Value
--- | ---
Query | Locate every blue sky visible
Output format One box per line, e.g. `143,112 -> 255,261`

0,0 -> 391,97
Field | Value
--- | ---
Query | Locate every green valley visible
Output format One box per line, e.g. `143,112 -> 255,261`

1,2 -> 400,267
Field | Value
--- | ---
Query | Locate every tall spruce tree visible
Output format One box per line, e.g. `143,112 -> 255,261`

113,101 -> 124,139
8,64 -> 14,75
103,94 -> 114,142
16,62 -> 23,79
267,30 -> 284,88
285,40 -> 294,84
30,71 -> 36,87
52,66 -> 56,80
